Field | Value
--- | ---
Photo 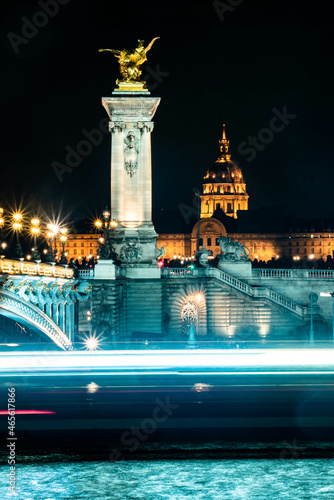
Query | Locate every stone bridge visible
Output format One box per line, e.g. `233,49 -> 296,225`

0,259 -> 91,350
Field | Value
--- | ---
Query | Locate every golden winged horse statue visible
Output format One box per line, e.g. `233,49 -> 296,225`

99,38 -> 160,86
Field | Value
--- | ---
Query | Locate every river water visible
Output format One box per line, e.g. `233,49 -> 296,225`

1,443 -> 334,500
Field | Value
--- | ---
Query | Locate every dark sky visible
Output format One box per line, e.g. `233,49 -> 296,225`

1,0 -> 333,225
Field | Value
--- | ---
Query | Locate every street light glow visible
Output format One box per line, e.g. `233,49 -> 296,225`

12,213 -> 22,222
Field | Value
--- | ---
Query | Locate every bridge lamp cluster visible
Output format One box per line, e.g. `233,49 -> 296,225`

47,223 -> 60,235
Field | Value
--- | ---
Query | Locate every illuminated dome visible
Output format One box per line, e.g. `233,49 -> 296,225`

200,124 -> 249,219
205,159 -> 244,184
203,124 -> 245,184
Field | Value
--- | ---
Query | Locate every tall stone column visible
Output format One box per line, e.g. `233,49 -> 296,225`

102,96 -> 163,278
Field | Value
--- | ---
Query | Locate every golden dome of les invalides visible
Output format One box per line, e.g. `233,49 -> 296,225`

201,125 -> 249,220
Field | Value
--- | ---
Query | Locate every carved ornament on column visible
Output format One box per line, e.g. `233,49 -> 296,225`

109,121 -> 125,133
120,239 -> 143,266
137,121 -> 154,133
124,130 -> 139,177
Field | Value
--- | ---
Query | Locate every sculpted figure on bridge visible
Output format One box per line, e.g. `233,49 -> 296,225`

99,38 -> 160,87
217,236 -> 250,261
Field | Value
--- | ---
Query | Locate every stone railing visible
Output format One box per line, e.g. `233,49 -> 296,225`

163,266 -> 305,316
210,268 -> 306,317
78,269 -> 95,278
162,267 -> 196,277
253,269 -> 334,279
0,258 -> 73,279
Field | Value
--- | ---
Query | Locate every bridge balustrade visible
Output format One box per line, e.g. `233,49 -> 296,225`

0,258 -> 73,279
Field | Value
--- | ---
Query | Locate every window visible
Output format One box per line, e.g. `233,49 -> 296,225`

227,203 -> 232,212
199,238 -> 203,246
238,203 -> 241,210
90,243 -> 94,247
81,249 -> 84,255
74,249 -> 77,255
216,202 -> 221,210
74,243 -> 77,247
207,238 -> 212,246
216,238 -> 220,246
81,243 -> 84,247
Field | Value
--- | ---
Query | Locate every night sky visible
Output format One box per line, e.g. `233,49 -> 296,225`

1,0 -> 333,226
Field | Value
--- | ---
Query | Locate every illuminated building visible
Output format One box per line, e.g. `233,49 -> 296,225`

201,125 -> 248,219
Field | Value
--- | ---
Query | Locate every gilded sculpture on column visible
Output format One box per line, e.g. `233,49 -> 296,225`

99,38 -> 160,91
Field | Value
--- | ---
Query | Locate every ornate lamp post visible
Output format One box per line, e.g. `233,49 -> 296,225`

31,218 -> 41,261
59,228 -> 68,264
102,206 -> 111,229
47,223 -> 59,261
46,231 -> 55,263
194,189 -> 201,255
12,213 -> 23,259
0,210 -> 6,256
1,242 -> 7,257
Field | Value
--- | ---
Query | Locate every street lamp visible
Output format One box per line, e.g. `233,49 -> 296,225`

102,206 -> 111,229
0,211 -> 6,256
94,220 -> 103,231
320,292 -> 334,344
31,218 -> 41,261
110,219 -> 118,230
60,233 -> 68,264
47,223 -> 60,260
46,231 -> 55,263
12,213 -> 23,259
194,189 -> 201,254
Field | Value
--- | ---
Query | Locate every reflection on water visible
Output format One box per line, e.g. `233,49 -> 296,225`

2,448 -> 334,500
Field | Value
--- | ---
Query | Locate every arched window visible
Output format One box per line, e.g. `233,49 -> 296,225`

216,202 -> 221,210
207,237 -> 212,246
217,186 -> 220,194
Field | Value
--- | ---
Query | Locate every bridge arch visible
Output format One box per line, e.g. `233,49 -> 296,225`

0,289 -> 73,350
